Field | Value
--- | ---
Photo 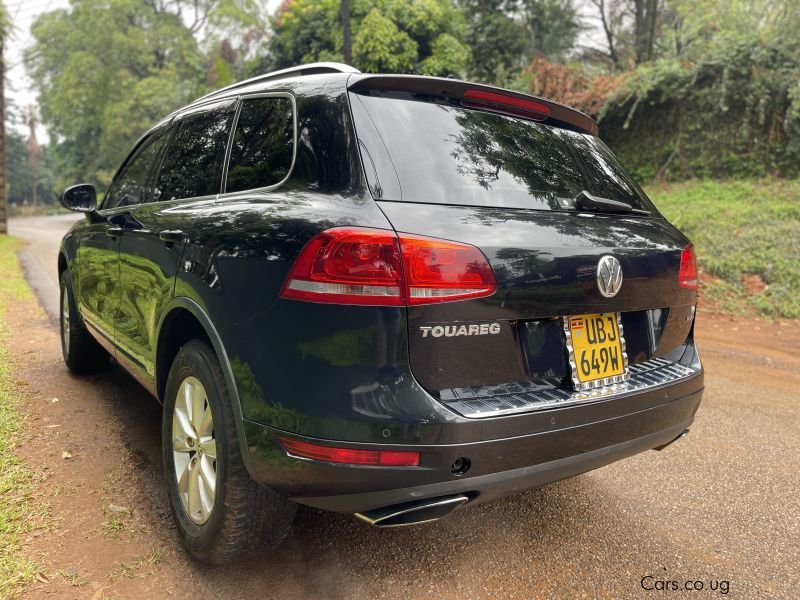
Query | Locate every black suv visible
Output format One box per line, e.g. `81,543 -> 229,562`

58,62 -> 704,564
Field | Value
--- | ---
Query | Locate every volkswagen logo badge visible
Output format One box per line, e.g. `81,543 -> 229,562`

596,255 -> 623,298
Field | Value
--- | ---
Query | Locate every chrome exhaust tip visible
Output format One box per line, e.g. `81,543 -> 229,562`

355,494 -> 469,528
653,428 -> 690,451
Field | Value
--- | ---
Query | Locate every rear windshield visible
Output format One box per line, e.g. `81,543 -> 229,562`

351,92 -> 655,214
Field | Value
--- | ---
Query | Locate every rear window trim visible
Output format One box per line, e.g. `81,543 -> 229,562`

373,197 -> 664,219
220,91 -> 298,197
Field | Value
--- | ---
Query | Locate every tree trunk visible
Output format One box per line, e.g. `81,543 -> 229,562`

341,0 -> 352,65
634,0 -> 659,64
0,40 -> 7,234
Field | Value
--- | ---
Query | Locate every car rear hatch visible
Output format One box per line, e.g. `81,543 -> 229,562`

347,76 -> 701,416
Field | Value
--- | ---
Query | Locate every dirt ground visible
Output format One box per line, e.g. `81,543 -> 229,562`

5,217 -> 800,599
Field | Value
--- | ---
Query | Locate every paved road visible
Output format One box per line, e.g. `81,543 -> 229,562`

8,214 -> 800,599
8,213 -> 82,319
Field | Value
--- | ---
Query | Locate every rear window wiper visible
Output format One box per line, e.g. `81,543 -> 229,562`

575,190 -> 650,215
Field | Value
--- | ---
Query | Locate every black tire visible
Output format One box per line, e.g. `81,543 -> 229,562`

162,339 -> 296,564
59,270 -> 109,374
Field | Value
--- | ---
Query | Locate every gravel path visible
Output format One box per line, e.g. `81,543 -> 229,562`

9,214 -> 799,599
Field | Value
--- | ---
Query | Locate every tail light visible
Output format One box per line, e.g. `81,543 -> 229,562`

280,228 -> 403,305
401,233 -> 496,304
278,436 -> 420,466
679,243 -> 698,290
280,227 -> 496,306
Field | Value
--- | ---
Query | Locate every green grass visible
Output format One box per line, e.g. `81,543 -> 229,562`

647,179 -> 800,319
0,235 -> 38,597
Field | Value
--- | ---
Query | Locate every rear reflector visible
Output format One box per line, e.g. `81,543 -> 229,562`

280,227 -> 496,305
462,89 -> 551,121
679,243 -> 699,290
278,437 -> 420,466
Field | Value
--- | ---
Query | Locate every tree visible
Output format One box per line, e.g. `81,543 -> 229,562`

26,106 -> 42,207
260,0 -> 470,78
461,0 -> 528,85
26,0 -> 257,190
0,1 -> 9,233
460,0 -> 580,86
585,0 -> 663,68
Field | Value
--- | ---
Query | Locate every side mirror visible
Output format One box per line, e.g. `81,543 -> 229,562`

60,184 -> 97,213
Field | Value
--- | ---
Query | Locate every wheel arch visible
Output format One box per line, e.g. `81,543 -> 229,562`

155,297 -> 259,482
57,251 -> 68,279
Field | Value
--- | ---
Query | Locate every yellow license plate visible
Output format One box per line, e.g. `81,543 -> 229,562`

566,313 -> 627,386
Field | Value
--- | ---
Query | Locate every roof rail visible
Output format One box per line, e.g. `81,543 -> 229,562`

196,62 -> 361,103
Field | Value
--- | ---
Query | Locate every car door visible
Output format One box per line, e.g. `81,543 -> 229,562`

75,129 -> 170,351
114,99 -> 237,388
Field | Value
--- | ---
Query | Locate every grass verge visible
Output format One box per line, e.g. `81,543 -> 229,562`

647,178 -> 800,319
0,235 -> 38,597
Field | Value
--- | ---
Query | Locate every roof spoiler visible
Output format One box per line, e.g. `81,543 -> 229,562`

348,74 -> 598,137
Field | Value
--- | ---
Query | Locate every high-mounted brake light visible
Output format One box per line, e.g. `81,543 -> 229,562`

679,243 -> 698,290
278,437 -> 420,466
280,227 -> 497,306
462,89 -> 551,121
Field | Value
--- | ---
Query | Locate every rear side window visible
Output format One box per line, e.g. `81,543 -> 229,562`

154,103 -> 234,202
225,96 -> 294,193
351,93 -> 655,213
104,127 -> 170,210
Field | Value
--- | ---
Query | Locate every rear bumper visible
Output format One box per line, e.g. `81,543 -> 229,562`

243,384 -> 703,514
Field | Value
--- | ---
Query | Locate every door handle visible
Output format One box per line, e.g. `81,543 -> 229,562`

106,226 -> 123,238
159,230 -> 185,244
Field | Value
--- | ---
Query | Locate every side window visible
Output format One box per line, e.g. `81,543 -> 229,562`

103,128 -> 170,210
154,105 -> 234,202
225,97 -> 294,194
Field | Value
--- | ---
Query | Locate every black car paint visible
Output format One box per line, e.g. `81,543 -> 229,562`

60,71 -> 703,516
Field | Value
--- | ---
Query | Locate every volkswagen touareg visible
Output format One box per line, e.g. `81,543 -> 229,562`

58,62 -> 704,564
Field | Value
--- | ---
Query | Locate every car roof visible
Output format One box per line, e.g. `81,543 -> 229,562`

166,62 -> 598,137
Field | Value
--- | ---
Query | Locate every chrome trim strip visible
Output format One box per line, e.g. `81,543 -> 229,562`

442,356 -> 700,419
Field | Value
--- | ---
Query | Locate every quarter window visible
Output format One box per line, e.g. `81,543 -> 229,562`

104,128 -> 169,209
226,97 -> 294,194
154,104 -> 234,202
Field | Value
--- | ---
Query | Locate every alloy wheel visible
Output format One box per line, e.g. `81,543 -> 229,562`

61,287 -> 70,351
172,376 -> 217,525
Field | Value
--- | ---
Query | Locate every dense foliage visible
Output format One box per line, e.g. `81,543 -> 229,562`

649,179 -> 800,319
11,0 -> 800,204
260,0 -> 470,76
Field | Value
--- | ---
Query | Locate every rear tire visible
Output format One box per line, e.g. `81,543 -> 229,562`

59,270 -> 109,373
162,339 -> 296,564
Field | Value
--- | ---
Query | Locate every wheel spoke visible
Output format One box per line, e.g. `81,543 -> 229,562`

187,461 -> 202,518
173,435 -> 192,453
176,453 -> 191,497
190,386 -> 207,432
199,454 -> 216,494
197,403 -> 214,438
198,438 -> 216,460
172,405 -> 195,441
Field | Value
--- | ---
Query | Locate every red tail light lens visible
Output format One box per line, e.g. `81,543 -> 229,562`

280,227 -> 497,305
280,228 -> 403,305
278,437 -> 420,466
462,89 -> 551,121
679,243 -> 699,290
401,234 -> 497,304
